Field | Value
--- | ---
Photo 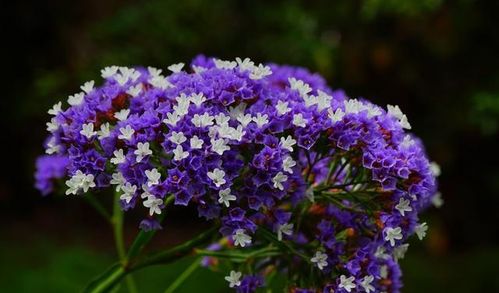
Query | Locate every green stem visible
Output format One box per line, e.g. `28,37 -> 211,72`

163,257 -> 202,293
85,194 -> 112,224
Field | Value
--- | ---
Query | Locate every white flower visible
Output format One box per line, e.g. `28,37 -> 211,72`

218,188 -> 236,207
118,125 -> 135,141
145,168 -> 161,187
46,118 -> 59,132
167,62 -> 184,73
276,100 -> 291,115
169,131 -> 187,145
399,114 -> 412,129
172,145 -> 189,161
101,66 -> 118,78
292,113 -> 307,127
207,168 -> 226,187
190,93 -> 207,107
65,170 -> 95,195
140,184 -> 152,199
282,155 -> 296,173
114,109 -> 130,121
415,222 -> 428,240
224,270 -> 242,288
228,103 -> 247,119
126,84 -> 142,97
147,66 -> 162,77
431,192 -> 444,208
272,172 -> 288,190
68,92 -> 84,106
393,243 -> 409,261
236,113 -> 253,127
387,104 -> 411,129
45,137 -> 60,154
384,226 -> 403,246
252,113 -> 269,128
211,138 -> 230,155
316,90 -> 333,111
303,94 -> 318,108
236,57 -> 255,72
143,195 -> 163,216
120,182 -> 137,203
395,197 -> 413,216
217,125 -> 245,141
115,74 -> 129,86
288,77 -> 312,97
374,246 -> 390,260
250,64 -> 272,80
80,80 -> 94,94
366,104 -> 382,118
311,251 -> 328,270
80,123 -> 97,139
110,172 -> 126,192
215,113 -> 230,126
214,58 -> 237,70
48,102 -> 62,116
339,275 -> 356,292
277,223 -> 293,241
190,135 -> 204,149
344,99 -> 364,114
401,135 -> 415,148
192,65 -> 206,74
110,149 -> 126,165
380,265 -> 388,278
98,122 -> 111,139
280,135 -> 296,152
191,113 -> 214,127
163,112 -> 182,127
149,75 -> 172,90
328,108 -> 345,123
174,96 -> 190,116
134,142 -> 152,162
430,161 -> 441,177
232,229 -> 252,247
360,275 -> 375,293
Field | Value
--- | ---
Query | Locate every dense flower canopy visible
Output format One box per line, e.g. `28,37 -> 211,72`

35,55 -> 440,292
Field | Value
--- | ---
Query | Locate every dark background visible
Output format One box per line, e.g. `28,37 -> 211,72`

1,0 -> 499,292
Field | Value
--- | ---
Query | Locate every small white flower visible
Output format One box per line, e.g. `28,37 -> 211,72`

192,65 -> 206,74
380,265 -> 388,278
191,113 -> 214,127
401,135 -> 415,148
48,102 -> 62,116
236,113 -> 253,127
172,145 -> 189,161
228,103 -> 247,119
80,123 -> 97,139
384,226 -> 403,246
126,84 -> 142,97
328,108 -> 345,123
169,131 -> 187,145
167,62 -> 185,73
101,66 -> 118,78
430,161 -> 441,177
134,142 -> 152,162
147,66 -> 162,77
45,137 -> 60,154
316,90 -> 333,112
190,136 -> 204,149
114,109 -> 130,121
118,125 -> 135,141
399,114 -> 412,129
252,113 -> 269,128
431,192 -> 444,208
224,270 -> 242,288
272,172 -> 288,190
65,170 -> 95,195
236,57 -> 255,72
276,100 -> 291,115
374,246 -> 390,260
145,168 -> 161,187
360,275 -> 375,293
46,118 -> 59,132
395,197 -> 413,216
110,172 -> 126,192
393,243 -> 410,261
207,168 -> 226,187
366,104 -> 382,118
233,229 -> 252,247
311,251 -> 328,270
174,96 -> 190,116
282,155 -> 296,173
277,223 -> 293,241
211,138 -> 230,155
218,188 -> 236,207
163,112 -> 182,127
214,113 -> 230,126
249,64 -> 272,80
338,275 -> 356,292
303,94 -> 318,108
149,75 -> 172,90
115,74 -> 129,86
111,149 -> 126,165
68,92 -> 84,106
214,58 -> 237,70
415,222 -> 428,240
292,113 -> 307,127
280,135 -> 296,152
288,77 -> 312,97
387,104 -> 411,129
120,182 -> 137,203
98,122 -> 111,139
143,195 -> 163,216
80,80 -> 94,94
190,93 -> 207,107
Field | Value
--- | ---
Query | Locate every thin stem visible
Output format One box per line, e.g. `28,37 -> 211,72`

85,194 -> 112,224
163,257 -> 202,293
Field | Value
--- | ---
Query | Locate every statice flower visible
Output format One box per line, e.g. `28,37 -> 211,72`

35,56 -> 440,292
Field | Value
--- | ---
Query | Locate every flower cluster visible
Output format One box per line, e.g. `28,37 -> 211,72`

35,55 -> 440,292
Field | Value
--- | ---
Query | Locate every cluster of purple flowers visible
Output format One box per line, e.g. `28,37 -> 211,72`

35,55 -> 440,292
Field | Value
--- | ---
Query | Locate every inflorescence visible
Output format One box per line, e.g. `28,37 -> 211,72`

35,55 -> 441,292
